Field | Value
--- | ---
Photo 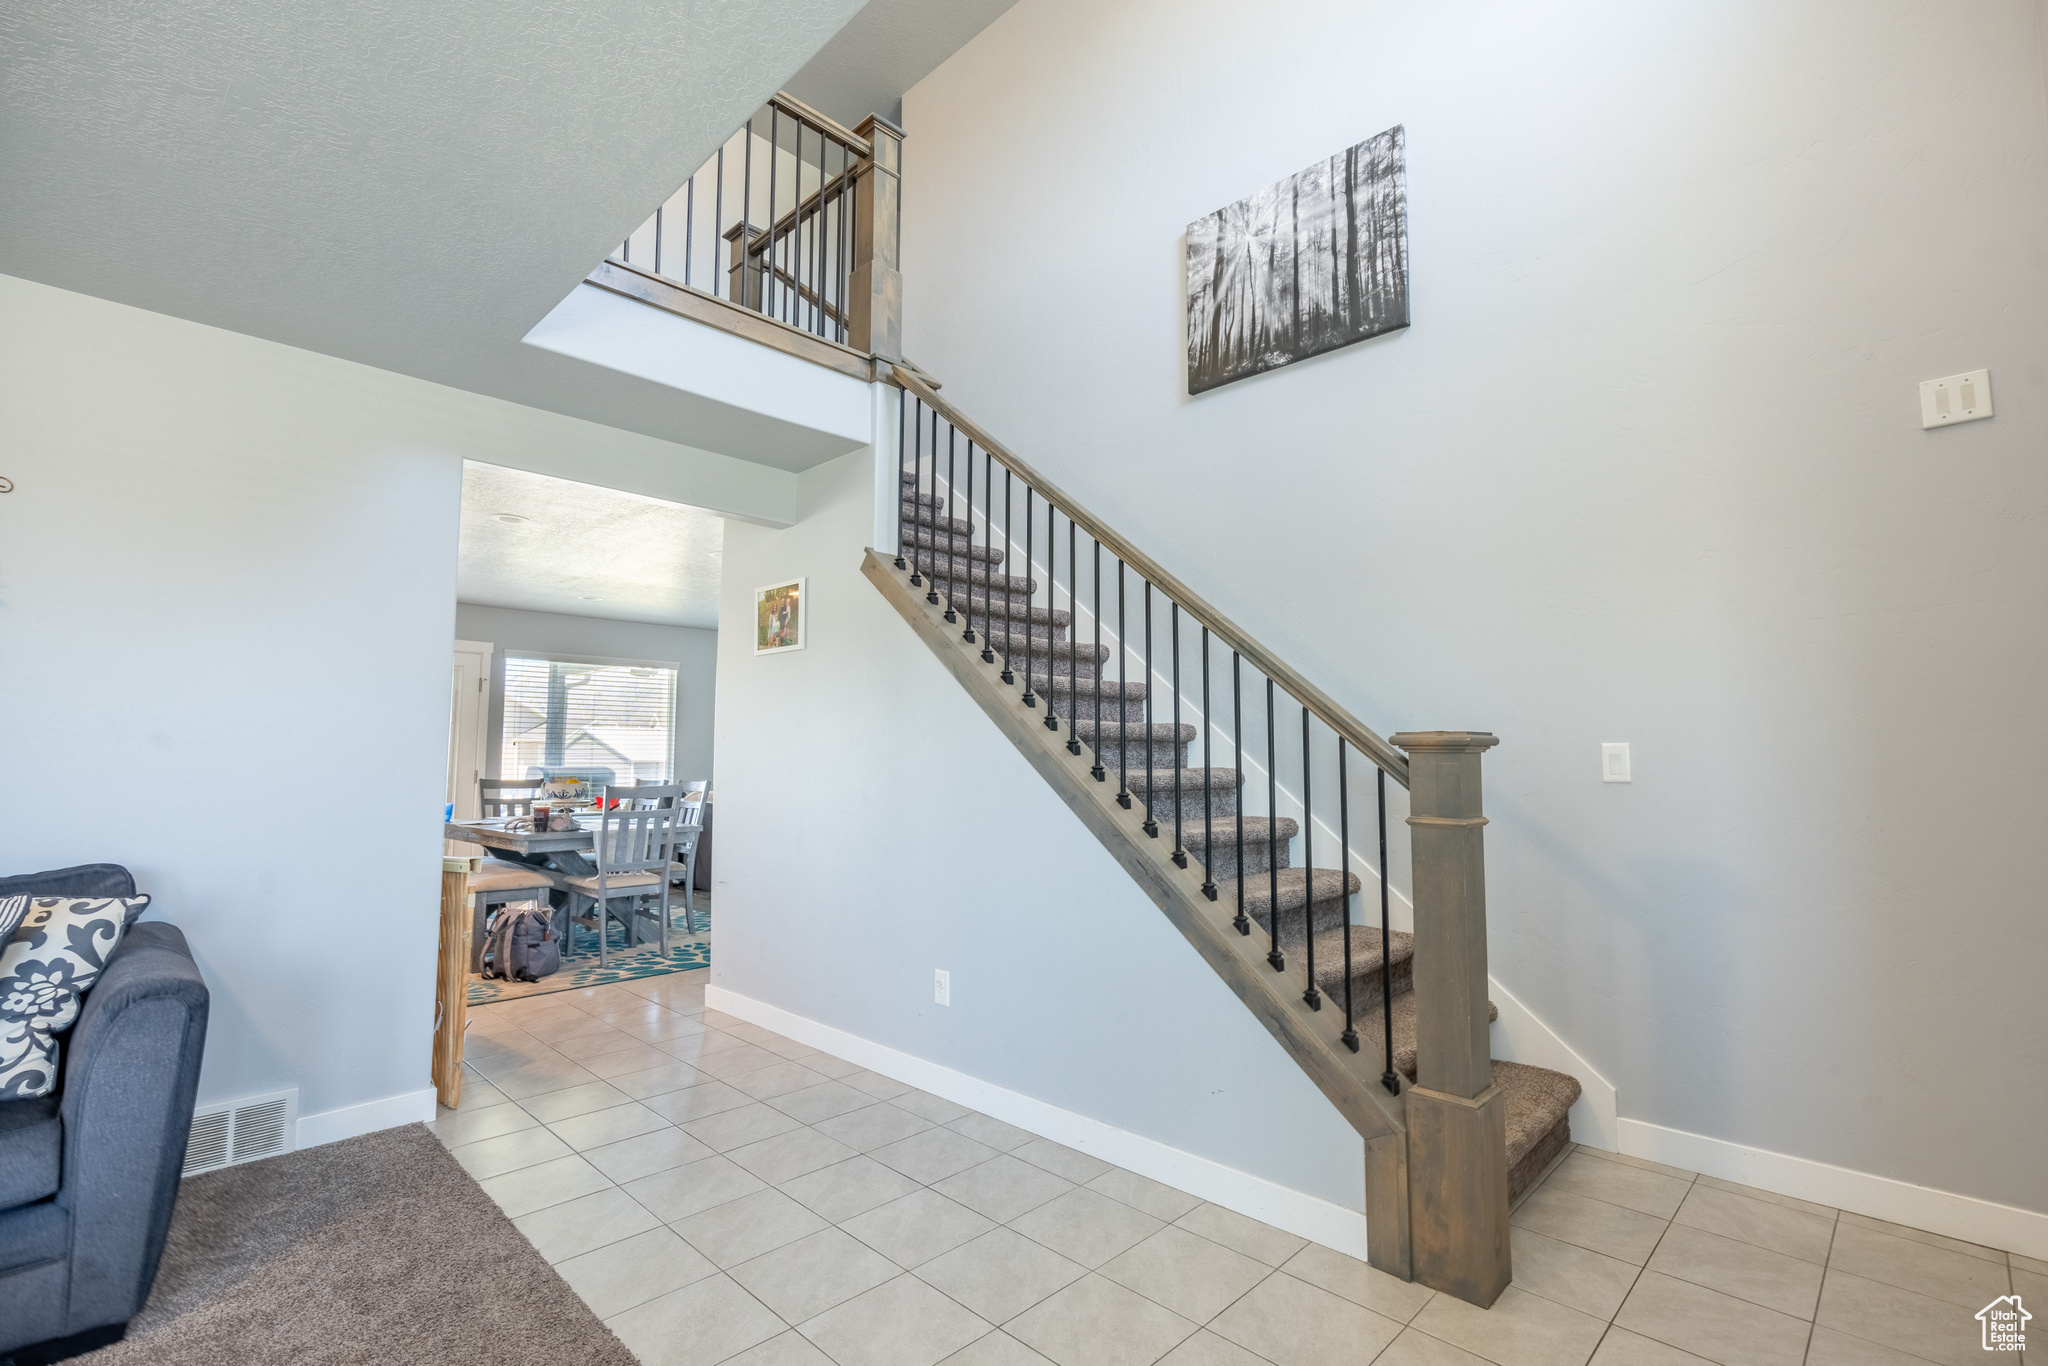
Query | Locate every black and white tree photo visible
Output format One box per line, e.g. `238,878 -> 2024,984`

1186,125 -> 1409,394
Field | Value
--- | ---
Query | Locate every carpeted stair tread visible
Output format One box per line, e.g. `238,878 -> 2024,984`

1068,720 -> 1194,745
913,554 -> 1035,593
904,527 -> 1005,562
1226,867 -> 1365,920
929,587 -> 1070,631
991,640 -> 1112,677
1122,767 -> 1246,822
900,504 -> 974,536
1069,721 -> 1200,771
1346,992 -> 1499,1081
1497,1061 -> 1582,1201
1178,816 -> 1298,877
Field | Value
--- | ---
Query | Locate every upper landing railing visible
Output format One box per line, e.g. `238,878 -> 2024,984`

607,93 -> 904,363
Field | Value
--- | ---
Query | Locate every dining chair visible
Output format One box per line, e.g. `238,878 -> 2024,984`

669,782 -> 709,934
478,778 -> 543,819
558,785 -> 686,968
611,780 -> 707,934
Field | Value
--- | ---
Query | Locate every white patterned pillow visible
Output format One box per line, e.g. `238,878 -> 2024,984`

0,894 -> 152,1098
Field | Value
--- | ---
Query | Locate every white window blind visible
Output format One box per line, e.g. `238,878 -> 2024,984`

500,655 -> 677,788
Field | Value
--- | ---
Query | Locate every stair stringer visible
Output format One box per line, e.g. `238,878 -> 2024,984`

863,548 -> 1416,1261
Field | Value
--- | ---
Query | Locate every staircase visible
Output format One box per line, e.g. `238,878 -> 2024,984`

898,471 -> 1580,1202
871,369 -> 1581,1307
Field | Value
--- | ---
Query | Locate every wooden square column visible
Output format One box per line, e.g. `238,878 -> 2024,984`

1391,730 -> 1510,1308
850,114 -> 904,361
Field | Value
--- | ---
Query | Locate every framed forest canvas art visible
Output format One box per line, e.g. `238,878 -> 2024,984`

1186,125 -> 1409,394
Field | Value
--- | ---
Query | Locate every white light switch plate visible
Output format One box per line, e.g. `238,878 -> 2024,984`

1920,369 -> 1992,429
1601,743 -> 1631,783
934,969 -> 950,1006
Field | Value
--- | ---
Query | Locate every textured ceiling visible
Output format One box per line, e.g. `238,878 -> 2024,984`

459,462 -> 724,629
783,0 -> 1021,127
0,0 -> 870,458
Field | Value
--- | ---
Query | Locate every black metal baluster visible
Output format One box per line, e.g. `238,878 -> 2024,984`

981,450 -> 996,664
1378,766 -> 1399,1094
1044,503 -> 1061,731
1302,707 -> 1321,1010
740,118 -> 752,308
1141,584 -> 1157,837
835,142 -> 843,344
1201,629 -> 1216,899
1233,653 -> 1249,934
1266,678 -> 1282,970
1000,471 -> 1014,683
653,205 -> 662,277
1340,741 -> 1358,1051
1022,489 -> 1037,708
1116,563 -> 1129,807
942,428 -> 958,624
893,388 -> 908,570
766,106 -> 779,320
710,141 -> 723,297
1091,540 -> 1105,779
906,397 -> 923,587
962,442 -> 977,643
926,407 -> 942,605
1067,517 -> 1082,752
1171,604 -> 1185,864
683,172 -> 694,288
809,126 -> 821,332
819,137 -> 832,336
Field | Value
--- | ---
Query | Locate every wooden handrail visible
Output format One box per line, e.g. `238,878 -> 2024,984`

767,91 -> 871,159
738,167 -> 857,259
888,364 -> 1411,785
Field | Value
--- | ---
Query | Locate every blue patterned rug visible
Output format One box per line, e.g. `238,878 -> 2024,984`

467,904 -> 711,1006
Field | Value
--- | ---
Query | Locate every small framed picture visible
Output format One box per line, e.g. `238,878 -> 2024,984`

755,578 -> 806,655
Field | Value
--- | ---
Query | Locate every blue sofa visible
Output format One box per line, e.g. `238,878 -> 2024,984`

0,865 -> 209,1364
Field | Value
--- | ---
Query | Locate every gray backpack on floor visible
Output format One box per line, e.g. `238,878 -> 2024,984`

484,906 -> 560,982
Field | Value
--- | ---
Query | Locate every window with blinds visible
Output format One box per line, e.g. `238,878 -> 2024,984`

500,655 -> 677,788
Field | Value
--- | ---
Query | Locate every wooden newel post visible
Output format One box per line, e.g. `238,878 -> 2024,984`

850,115 -> 904,361
724,221 -> 766,311
1390,730 -> 1510,1308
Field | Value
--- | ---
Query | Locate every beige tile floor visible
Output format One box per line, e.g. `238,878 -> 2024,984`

439,975 -> 2040,1366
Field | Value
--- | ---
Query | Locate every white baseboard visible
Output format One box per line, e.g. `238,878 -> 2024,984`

295,1086 -> 439,1151
705,985 -> 1375,1261
1619,1117 -> 2048,1262
1486,975 -> 1618,1152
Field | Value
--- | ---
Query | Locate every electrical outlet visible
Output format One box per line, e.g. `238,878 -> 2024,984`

1919,369 -> 1992,429
934,969 -> 950,1006
1601,742 -> 1631,783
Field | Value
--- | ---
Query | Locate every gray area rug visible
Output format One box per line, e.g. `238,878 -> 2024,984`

81,1124 -> 637,1366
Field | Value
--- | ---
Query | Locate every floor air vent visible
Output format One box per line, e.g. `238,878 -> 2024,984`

184,1089 -> 298,1176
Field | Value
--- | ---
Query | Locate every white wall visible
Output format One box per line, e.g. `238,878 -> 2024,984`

711,442 -> 1373,1219
452,603 -> 719,785
900,0 -> 2048,1221
0,273 -> 737,1140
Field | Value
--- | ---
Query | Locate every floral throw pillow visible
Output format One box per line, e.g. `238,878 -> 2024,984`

0,894 -> 152,1098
